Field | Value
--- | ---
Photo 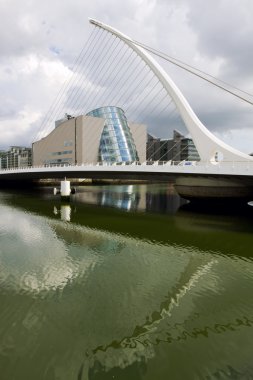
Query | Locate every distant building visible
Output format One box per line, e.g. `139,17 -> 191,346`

0,151 -> 6,170
0,146 -> 32,169
147,133 -> 175,162
146,130 -> 200,162
180,136 -> 200,161
32,107 -> 146,166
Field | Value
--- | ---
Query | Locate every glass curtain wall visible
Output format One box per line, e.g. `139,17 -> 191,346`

86,106 -> 139,163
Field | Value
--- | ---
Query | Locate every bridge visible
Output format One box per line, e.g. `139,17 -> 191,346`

1,160 -> 253,200
1,19 -> 253,200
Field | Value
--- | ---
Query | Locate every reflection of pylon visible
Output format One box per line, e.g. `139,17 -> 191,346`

87,257 -> 217,374
53,205 -> 71,222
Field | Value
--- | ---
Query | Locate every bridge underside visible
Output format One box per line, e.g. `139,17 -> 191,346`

1,171 -> 253,201
0,169 -> 177,182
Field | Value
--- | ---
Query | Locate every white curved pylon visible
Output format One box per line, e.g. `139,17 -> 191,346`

89,18 -> 253,163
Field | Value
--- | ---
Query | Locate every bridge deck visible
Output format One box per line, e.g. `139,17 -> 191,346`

1,161 -> 253,199
0,161 -> 253,181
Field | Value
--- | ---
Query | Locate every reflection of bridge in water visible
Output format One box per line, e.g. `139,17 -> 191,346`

54,183 -> 184,218
1,19 -> 253,201
1,184 -> 252,377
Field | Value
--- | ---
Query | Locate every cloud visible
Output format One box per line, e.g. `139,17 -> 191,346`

187,0 -> 253,82
0,0 -> 252,153
0,52 -> 72,147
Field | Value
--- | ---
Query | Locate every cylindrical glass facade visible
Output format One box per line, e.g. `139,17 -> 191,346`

86,106 -> 139,163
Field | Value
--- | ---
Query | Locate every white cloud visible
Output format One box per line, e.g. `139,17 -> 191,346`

0,108 -> 41,147
0,0 -> 252,153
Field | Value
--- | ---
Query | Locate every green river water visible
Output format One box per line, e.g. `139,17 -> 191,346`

0,183 -> 253,380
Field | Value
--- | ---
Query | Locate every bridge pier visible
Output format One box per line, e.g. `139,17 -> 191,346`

53,178 -> 77,200
60,179 -> 71,201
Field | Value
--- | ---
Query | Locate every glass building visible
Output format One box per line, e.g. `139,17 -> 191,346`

146,130 -> 200,162
86,106 -> 139,163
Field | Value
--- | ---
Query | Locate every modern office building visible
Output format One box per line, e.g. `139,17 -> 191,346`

180,136 -> 200,161
32,107 -> 146,166
0,146 -> 32,169
146,130 -> 200,162
147,133 -> 175,162
0,151 -> 5,169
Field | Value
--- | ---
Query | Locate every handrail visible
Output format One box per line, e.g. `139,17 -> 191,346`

1,159 -> 253,174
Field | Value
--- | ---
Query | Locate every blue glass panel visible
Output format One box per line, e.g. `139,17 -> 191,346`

86,106 -> 138,163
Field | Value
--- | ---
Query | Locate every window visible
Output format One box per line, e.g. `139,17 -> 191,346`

51,150 -> 73,156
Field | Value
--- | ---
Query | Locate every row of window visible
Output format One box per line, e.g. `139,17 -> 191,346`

102,130 -> 132,141
51,150 -> 73,156
44,158 -> 72,164
87,106 -> 138,163
64,141 -> 73,147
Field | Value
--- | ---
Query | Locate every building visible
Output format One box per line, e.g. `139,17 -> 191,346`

180,137 -> 200,161
0,146 -> 32,169
32,107 -> 146,166
0,151 -> 6,169
86,107 -> 140,163
146,130 -> 200,162
147,134 -> 175,162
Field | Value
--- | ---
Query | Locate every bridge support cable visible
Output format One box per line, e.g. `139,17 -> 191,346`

84,51 -> 148,115
34,27 -> 134,142
33,18 -> 253,168
53,29 -> 120,122
31,21 -> 196,167
129,39 -> 253,106
80,41 -> 136,114
75,47 -> 171,162
67,26 -> 182,144
133,96 -> 174,149
77,33 -> 155,116
75,37 -> 185,162
34,19 -> 185,166
33,26 -> 105,141
89,19 -> 253,164
147,130 -> 189,163
143,104 -> 185,160
80,36 -> 181,160
50,29 -> 117,124
33,27 -> 102,142
73,31 -> 125,113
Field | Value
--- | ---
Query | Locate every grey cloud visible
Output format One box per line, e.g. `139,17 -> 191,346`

0,0 -> 253,153
186,0 -> 253,80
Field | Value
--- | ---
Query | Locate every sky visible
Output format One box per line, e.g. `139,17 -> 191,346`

1,0 -> 253,153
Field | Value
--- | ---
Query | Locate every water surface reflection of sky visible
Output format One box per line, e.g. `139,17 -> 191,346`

0,186 -> 253,379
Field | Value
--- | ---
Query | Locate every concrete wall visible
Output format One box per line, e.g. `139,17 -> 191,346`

32,115 -> 146,166
129,122 -> 147,163
81,116 -> 104,163
32,115 -> 105,166
33,118 -> 76,166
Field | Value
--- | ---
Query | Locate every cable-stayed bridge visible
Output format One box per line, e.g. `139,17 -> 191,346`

1,19 -> 253,200
1,160 -> 253,199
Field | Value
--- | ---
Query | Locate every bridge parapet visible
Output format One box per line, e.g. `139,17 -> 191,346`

1,160 -> 253,178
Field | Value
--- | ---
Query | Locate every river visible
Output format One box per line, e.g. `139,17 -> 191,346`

0,183 -> 253,379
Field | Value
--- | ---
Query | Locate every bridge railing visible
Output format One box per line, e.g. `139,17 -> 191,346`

1,159 -> 253,175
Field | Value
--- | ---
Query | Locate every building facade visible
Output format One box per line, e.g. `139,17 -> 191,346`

86,106 -> 139,163
146,130 -> 200,162
0,146 -> 32,169
147,134 -> 175,162
32,107 -> 146,166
